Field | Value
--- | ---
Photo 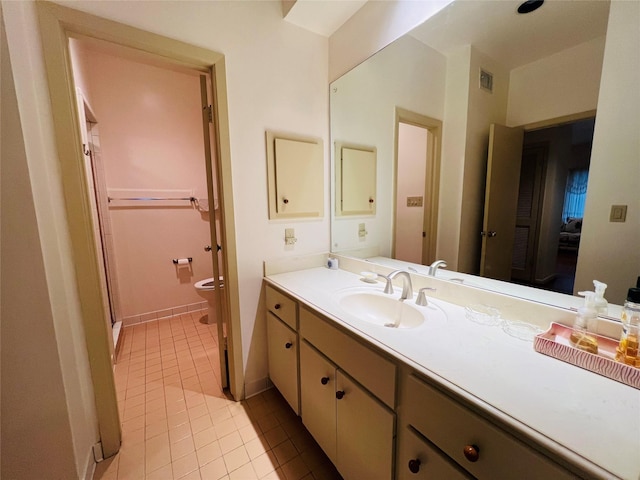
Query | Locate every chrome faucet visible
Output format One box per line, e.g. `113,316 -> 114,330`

428,260 -> 447,277
415,287 -> 436,306
387,270 -> 414,300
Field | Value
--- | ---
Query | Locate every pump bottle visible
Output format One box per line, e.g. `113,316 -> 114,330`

592,280 -> 608,316
569,291 -> 599,354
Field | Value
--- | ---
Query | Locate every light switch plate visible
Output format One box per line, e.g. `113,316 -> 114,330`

285,228 -> 297,245
610,205 -> 627,222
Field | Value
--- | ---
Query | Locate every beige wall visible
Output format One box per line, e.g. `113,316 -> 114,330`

71,45 -> 214,321
507,36 -> 605,127
329,0 -> 452,81
438,46 -> 471,270
3,0 -> 329,448
1,7 -> 91,478
3,1 -> 329,472
576,0 -> 640,304
457,47 -> 510,274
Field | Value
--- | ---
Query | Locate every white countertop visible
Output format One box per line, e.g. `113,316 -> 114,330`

265,267 -> 640,480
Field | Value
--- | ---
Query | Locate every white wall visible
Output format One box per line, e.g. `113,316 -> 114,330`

330,35 -> 446,256
576,0 -> 640,304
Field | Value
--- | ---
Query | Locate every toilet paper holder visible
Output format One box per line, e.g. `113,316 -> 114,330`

172,257 -> 193,265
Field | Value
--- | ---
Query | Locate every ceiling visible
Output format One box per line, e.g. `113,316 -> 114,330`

407,0 -> 610,70
284,0 -> 610,70
283,0 -> 368,37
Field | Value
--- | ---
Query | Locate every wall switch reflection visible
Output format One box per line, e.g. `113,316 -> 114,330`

610,205 -> 627,222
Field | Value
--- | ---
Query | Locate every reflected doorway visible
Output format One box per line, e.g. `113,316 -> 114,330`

512,118 -> 594,294
392,109 -> 442,266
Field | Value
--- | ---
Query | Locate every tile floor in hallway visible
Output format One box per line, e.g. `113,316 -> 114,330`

93,311 -> 342,480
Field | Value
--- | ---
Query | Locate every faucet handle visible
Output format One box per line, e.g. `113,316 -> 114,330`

376,273 -> 394,294
416,287 -> 436,306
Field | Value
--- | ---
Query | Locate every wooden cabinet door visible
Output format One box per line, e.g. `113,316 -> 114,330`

300,340 -> 337,464
266,312 -> 299,414
335,371 -> 395,480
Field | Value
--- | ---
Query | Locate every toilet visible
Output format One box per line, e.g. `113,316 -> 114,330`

194,276 -> 224,324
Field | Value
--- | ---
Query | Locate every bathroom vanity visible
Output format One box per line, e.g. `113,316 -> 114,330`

263,256 -> 639,480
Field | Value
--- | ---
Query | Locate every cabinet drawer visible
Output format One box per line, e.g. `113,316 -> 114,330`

265,285 -> 297,329
397,426 -> 472,480
300,306 -> 396,409
402,374 -> 575,479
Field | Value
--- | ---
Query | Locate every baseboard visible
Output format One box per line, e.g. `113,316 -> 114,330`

244,377 -> 273,399
534,273 -> 557,285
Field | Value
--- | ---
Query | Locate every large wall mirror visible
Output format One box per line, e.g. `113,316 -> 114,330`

330,0 -> 637,310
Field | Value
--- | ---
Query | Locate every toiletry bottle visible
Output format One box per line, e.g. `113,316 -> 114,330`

592,280 -> 608,316
569,291 -> 599,354
615,288 -> 640,367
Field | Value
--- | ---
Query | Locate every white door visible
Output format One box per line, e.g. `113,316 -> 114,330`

480,124 -> 524,281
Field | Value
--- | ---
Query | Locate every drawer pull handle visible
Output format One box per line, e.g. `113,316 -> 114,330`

336,390 -> 345,400
274,303 -> 281,310
285,342 -> 293,349
463,444 -> 480,462
321,377 -> 330,385
408,459 -> 421,473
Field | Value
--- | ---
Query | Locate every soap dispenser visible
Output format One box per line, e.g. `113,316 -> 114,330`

569,291 -> 599,354
593,280 -> 609,316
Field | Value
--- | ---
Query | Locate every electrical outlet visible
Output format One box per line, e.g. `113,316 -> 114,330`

358,223 -> 367,238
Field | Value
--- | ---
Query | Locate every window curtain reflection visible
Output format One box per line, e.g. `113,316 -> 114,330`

562,168 -> 589,220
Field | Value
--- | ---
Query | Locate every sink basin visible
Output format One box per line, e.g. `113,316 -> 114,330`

338,291 -> 426,329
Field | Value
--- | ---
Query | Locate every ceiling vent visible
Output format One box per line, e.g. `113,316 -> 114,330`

480,69 -> 493,93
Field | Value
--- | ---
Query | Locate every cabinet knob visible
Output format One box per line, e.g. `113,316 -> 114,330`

463,444 -> 480,462
283,198 -> 289,204
335,390 -> 345,400
320,377 -> 330,385
274,303 -> 281,310
285,342 -> 293,349
369,197 -> 374,204
408,459 -> 421,474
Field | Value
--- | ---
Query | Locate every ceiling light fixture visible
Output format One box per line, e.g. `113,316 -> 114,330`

517,0 -> 544,14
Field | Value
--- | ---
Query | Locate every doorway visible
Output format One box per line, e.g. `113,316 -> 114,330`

481,116 -> 594,294
515,118 -> 594,294
37,2 -> 243,458
69,39 -> 228,379
393,109 -> 442,265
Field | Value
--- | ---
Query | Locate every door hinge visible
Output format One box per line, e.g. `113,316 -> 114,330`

207,105 -> 213,124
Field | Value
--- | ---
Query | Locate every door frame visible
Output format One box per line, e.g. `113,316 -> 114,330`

36,2 -> 244,457
392,108 -> 442,265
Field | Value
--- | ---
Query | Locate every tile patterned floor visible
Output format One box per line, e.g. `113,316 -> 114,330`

94,311 -> 342,480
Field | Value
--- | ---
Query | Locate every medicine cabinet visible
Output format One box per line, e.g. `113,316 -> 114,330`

335,143 -> 376,216
266,131 -> 324,219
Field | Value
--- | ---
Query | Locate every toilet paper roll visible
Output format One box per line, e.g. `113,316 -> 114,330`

177,258 -> 189,265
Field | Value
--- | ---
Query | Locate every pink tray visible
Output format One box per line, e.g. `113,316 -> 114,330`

534,323 -> 640,389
